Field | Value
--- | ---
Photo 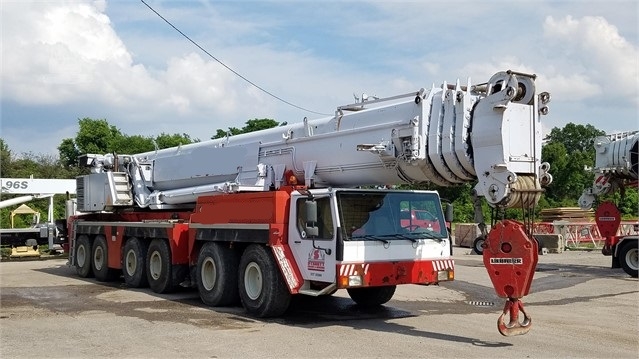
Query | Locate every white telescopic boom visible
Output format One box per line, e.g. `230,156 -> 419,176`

80,71 -> 551,211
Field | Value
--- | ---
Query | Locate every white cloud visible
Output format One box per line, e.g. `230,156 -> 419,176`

0,1 -> 268,140
540,73 -> 602,102
2,1 -> 134,104
161,53 -> 239,115
1,1 -> 637,158
543,15 -> 638,103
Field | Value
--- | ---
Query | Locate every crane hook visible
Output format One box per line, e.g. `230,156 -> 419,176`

497,298 -> 532,336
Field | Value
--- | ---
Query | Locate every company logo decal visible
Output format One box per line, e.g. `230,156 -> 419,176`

308,249 -> 326,272
489,258 -> 523,264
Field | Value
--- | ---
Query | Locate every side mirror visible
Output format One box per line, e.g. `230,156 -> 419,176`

305,199 -> 318,222
444,203 -> 453,223
304,199 -> 319,237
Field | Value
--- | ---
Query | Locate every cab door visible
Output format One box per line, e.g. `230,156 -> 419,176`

288,194 -> 337,283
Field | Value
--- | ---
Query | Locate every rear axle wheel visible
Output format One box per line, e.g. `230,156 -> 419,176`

92,235 -> 118,282
75,235 -> 93,278
619,240 -> 638,278
147,239 -> 175,293
197,242 -> 239,306
123,237 -> 149,288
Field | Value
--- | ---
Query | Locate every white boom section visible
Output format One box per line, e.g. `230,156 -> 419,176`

80,71 -> 551,211
1,178 -> 76,223
579,131 -> 639,210
1,178 -> 76,195
0,194 -> 55,210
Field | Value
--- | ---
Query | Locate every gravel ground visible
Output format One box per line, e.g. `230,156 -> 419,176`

1,249 -> 637,358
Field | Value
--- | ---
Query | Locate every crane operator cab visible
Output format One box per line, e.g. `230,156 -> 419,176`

289,188 -> 453,288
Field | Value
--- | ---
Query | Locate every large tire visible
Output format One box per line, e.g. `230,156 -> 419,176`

472,236 -> 485,255
197,242 -> 240,306
619,240 -> 638,278
123,237 -> 149,288
238,244 -> 291,317
92,235 -> 119,282
75,235 -> 93,278
347,286 -> 396,307
147,239 -> 175,293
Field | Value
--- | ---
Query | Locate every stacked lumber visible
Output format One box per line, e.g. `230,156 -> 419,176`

539,207 -> 594,222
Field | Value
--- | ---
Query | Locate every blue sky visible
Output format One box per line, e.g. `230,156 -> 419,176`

1,0 -> 638,157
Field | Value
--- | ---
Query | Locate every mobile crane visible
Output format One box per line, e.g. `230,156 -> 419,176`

578,131 -> 639,277
1,177 -> 76,249
66,70 -> 551,336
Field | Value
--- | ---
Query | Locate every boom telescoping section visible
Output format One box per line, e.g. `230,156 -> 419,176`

578,131 -> 639,210
77,70 -> 551,212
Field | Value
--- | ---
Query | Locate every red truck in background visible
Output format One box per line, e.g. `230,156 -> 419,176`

400,209 -> 442,232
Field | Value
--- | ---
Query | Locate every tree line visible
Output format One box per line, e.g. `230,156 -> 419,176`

1,118 -> 636,229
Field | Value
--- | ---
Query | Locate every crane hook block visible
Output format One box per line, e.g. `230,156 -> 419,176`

483,219 -> 538,336
483,219 -> 538,298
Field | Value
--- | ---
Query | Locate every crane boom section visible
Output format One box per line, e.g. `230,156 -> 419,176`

78,71 -> 551,211
579,131 -> 639,210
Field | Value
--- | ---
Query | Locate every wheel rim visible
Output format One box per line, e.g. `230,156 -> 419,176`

125,249 -> 137,276
77,244 -> 86,267
149,251 -> 162,280
475,239 -> 484,253
94,245 -> 104,271
626,247 -> 639,271
201,257 -> 217,291
244,262 -> 262,300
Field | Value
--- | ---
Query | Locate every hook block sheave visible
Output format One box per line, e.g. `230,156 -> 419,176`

483,220 -> 538,299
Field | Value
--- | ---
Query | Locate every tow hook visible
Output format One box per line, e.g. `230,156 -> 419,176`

483,220 -> 538,336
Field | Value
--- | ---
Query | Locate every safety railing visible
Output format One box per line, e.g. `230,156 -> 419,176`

533,221 -> 638,249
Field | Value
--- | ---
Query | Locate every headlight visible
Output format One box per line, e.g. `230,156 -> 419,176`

438,270 -> 454,281
340,275 -> 363,287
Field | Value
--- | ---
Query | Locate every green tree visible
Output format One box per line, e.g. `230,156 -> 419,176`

58,118 -> 121,167
74,118 -> 122,154
155,133 -> 197,149
0,139 -> 12,176
110,134 -> 154,154
212,118 -> 280,139
58,138 -> 80,168
59,118 -> 197,168
544,123 -> 604,155
542,122 -> 605,207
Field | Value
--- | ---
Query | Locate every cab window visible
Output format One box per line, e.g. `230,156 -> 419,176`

296,197 -> 334,239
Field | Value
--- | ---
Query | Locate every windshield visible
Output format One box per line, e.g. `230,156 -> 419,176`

337,191 -> 448,241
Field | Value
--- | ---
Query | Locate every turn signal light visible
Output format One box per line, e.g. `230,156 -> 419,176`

437,270 -> 454,281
